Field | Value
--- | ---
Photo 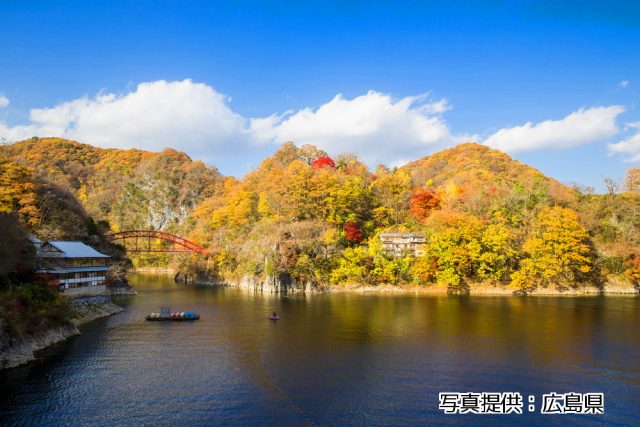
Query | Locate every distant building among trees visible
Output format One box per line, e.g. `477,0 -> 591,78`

379,232 -> 426,257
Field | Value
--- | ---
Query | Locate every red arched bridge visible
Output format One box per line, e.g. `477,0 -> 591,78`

107,230 -> 210,256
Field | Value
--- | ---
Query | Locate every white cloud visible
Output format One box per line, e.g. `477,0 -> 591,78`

618,80 -> 630,90
252,91 -> 467,167
0,80 -> 257,164
0,95 -> 9,108
0,80 -> 631,172
0,84 -> 465,169
482,106 -> 624,152
608,122 -> 640,162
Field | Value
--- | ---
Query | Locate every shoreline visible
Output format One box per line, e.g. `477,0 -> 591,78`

325,283 -> 639,296
131,267 -> 177,274
70,296 -> 125,325
173,272 -> 638,296
0,295 -> 125,370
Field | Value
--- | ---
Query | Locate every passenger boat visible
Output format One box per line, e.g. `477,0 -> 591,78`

146,307 -> 200,321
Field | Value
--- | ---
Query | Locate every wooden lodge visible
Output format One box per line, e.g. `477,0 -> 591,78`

32,238 -> 111,294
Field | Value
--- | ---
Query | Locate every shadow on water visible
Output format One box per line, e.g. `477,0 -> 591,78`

1,274 -> 639,426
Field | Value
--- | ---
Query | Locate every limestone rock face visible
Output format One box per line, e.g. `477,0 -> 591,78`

70,295 -> 125,325
175,271 -> 321,293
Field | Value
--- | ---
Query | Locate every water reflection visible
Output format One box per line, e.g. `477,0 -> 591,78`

0,274 -> 638,426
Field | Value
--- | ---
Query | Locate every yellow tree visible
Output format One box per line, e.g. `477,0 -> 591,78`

224,188 -> 259,228
371,166 -> 413,226
478,221 -> 516,283
283,160 -> 317,220
0,159 -> 40,226
412,211 -> 483,290
624,168 -> 640,194
511,206 -> 593,292
324,174 -> 372,226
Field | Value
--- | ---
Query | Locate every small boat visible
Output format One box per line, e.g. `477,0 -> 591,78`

269,315 -> 280,321
146,307 -> 200,321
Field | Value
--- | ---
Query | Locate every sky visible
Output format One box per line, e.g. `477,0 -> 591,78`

1,0 -> 639,191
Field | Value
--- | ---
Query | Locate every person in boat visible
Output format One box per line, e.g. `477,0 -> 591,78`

272,312 -> 277,318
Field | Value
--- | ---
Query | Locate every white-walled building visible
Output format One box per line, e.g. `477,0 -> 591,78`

379,232 -> 427,257
34,241 -> 111,293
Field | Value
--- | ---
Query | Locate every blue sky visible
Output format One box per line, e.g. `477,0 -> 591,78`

1,1 -> 639,190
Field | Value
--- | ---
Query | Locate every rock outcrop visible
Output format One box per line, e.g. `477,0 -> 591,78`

0,294 -> 124,370
175,271 -> 322,293
0,322 -> 80,369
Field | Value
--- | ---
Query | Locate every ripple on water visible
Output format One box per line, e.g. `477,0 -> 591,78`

1,275 -> 639,426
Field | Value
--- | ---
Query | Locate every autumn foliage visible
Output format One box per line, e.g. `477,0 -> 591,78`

344,221 -> 364,243
0,159 -> 40,226
311,156 -> 336,170
2,138 -> 638,293
409,189 -> 440,222
624,168 -> 640,193
510,207 -> 593,291
626,255 -> 640,287
0,137 -> 221,234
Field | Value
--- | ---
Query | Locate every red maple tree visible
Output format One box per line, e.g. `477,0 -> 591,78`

311,156 -> 336,170
344,221 -> 364,243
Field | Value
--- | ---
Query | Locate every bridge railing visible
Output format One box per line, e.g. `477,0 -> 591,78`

106,230 -> 209,256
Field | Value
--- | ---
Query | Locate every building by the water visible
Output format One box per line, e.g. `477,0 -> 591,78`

379,232 -> 427,257
32,239 -> 111,295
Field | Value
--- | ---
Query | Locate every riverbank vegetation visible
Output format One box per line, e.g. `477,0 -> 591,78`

2,138 -> 639,294
0,155 -> 130,345
0,213 -> 73,346
0,284 -> 73,341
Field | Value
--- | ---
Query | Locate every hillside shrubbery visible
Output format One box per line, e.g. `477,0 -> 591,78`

0,284 -> 74,340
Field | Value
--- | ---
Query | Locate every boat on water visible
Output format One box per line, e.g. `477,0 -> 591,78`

269,312 -> 280,320
146,307 -> 200,321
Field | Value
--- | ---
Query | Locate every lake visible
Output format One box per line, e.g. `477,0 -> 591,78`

1,274 -> 639,426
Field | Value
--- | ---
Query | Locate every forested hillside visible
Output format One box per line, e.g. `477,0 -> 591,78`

0,137 -> 223,233
2,138 -> 638,294
185,142 -> 639,293
401,143 -> 577,208
0,157 -> 132,340
0,157 -> 130,279
0,158 -> 91,241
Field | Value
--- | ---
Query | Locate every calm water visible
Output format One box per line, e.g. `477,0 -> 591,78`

1,274 -> 639,426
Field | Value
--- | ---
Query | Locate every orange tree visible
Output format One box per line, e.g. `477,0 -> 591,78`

626,255 -> 640,289
0,159 -> 40,226
408,188 -> 440,222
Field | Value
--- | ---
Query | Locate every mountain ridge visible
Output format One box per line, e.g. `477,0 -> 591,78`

400,142 -> 576,201
0,137 -> 223,233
